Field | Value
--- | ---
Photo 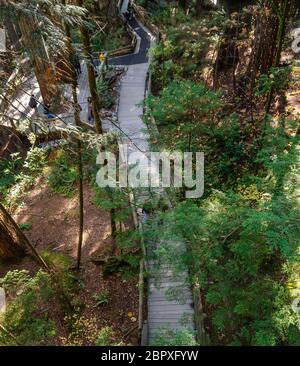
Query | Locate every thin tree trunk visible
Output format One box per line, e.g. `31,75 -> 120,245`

76,139 -> 84,270
62,0 -> 84,270
266,0 -> 291,114
111,208 -> 117,240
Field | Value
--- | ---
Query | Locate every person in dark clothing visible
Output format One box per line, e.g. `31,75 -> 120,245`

128,1 -> 134,20
87,97 -> 94,121
43,103 -> 51,115
73,53 -> 81,76
29,94 -> 38,113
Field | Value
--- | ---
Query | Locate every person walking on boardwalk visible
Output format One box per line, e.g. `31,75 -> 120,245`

87,97 -> 94,121
29,94 -> 38,113
73,53 -> 81,76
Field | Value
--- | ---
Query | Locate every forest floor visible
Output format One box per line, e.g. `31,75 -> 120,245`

0,177 -> 140,345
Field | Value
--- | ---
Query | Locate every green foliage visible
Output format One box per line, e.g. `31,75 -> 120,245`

147,80 -> 221,127
146,80 -> 222,151
0,147 -> 48,204
0,270 -> 56,345
93,289 -> 110,306
19,222 -> 32,231
95,326 -> 124,346
47,149 -> 78,197
70,28 -> 81,43
0,153 -> 23,199
92,26 -> 126,52
93,187 -> 131,220
256,66 -> 291,96
96,78 -> 115,109
149,6 -> 224,92
202,114 -> 258,189
0,269 -> 31,296
95,326 -> 114,345
151,328 -> 197,346
24,147 -> 48,173
158,128 -> 300,344
40,250 -> 75,296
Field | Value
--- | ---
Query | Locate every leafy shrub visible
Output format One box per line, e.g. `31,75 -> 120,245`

41,250 -> 75,296
152,328 -> 197,346
47,150 -> 78,197
1,147 -> 48,205
93,290 -> 110,306
0,153 -> 23,199
0,269 -> 31,296
92,26 -> 126,52
95,326 -> 115,346
0,270 -> 56,345
256,66 -> 291,96
23,147 -> 48,174
95,326 -> 125,346
144,123 -> 300,345
96,78 -> 115,109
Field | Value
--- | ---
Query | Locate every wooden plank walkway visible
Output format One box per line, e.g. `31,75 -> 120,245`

115,8 -> 196,345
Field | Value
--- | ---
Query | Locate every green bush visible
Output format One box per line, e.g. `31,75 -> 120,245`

95,326 -> 125,346
0,147 -> 49,205
96,78 -> 115,109
256,66 -> 291,97
152,328 -> 197,346
93,290 -> 110,306
0,270 -> 56,345
0,153 -> 23,199
47,150 -> 78,197
41,250 -> 76,296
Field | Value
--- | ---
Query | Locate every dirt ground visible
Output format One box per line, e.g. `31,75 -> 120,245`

0,177 -> 139,345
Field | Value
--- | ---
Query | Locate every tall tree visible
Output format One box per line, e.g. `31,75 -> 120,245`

61,0 -> 85,270
18,11 -> 58,105
77,0 -> 103,134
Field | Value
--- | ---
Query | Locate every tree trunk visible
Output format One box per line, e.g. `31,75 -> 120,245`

196,0 -> 203,15
4,19 -> 21,51
62,0 -> 85,270
0,203 -> 26,259
18,13 -> 58,105
266,0 -> 291,114
178,0 -> 189,13
76,139 -> 84,270
0,204 -> 73,310
77,0 -> 103,134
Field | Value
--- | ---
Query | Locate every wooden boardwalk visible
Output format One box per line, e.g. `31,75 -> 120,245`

115,6 -> 196,345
